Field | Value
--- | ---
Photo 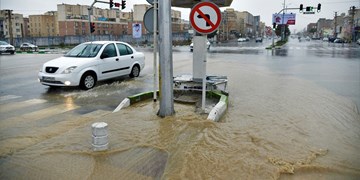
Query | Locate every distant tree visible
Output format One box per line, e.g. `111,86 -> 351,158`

275,24 -> 290,38
308,28 -> 317,34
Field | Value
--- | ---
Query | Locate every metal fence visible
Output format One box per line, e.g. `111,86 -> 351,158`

1,32 -> 192,47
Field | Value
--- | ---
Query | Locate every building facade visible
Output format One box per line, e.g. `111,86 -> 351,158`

29,11 -> 59,37
0,10 -> 25,39
237,11 -> 255,38
57,3 -> 128,36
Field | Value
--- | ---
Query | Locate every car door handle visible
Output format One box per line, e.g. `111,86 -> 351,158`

116,58 -> 119,61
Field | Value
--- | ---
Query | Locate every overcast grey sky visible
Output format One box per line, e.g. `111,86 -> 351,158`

1,0 -> 359,32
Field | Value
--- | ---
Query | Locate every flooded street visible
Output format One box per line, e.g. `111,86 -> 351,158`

1,39 -> 360,179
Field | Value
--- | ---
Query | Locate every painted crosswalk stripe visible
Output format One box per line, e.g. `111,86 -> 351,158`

0,99 -> 47,114
0,95 -> 21,102
0,104 -> 80,129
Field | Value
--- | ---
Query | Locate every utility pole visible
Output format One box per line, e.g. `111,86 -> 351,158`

350,6 -> 355,43
6,10 -> 14,45
153,0 -> 158,102
334,12 -> 338,38
158,0 -> 174,117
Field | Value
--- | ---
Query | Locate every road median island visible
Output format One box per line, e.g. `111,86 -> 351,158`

113,90 -> 229,122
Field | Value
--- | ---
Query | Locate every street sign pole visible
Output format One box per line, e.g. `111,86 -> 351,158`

201,34 -> 207,111
190,1 -> 221,112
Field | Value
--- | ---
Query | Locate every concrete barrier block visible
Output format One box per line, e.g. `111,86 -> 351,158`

113,98 -> 130,113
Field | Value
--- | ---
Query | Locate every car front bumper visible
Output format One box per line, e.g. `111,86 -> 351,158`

38,72 -> 80,87
0,49 -> 15,53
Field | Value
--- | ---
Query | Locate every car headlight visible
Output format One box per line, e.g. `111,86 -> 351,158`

61,66 -> 77,74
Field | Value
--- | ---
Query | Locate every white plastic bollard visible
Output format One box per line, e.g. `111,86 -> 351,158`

91,122 -> 109,151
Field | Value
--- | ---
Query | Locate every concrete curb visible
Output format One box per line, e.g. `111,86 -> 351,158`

113,91 -> 157,113
16,51 -> 46,54
113,98 -> 130,113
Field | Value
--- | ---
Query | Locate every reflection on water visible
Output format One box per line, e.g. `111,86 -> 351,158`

1,54 -> 360,179
270,49 -> 288,56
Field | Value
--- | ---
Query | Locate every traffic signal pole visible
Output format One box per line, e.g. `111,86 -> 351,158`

275,4 -> 320,42
88,0 -> 125,40
88,1 -> 97,41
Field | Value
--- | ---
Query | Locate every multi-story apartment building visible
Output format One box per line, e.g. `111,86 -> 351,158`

218,9 -> 261,40
23,18 -> 30,37
340,7 -> 360,40
316,18 -> 332,38
130,4 -> 152,35
29,11 -> 59,37
253,16 -> 261,37
237,11 -> 254,38
221,8 -> 238,39
131,4 -> 184,34
0,10 -> 25,39
57,3 -> 128,36
171,9 -> 182,33
0,11 -> 5,39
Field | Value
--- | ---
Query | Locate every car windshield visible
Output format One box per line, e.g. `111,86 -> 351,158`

64,43 -> 103,58
0,41 -> 9,45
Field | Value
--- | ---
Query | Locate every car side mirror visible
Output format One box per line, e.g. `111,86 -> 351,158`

100,53 -> 109,59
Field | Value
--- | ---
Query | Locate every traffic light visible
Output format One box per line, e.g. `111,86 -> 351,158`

306,6 -> 313,12
110,0 -> 114,8
317,3 -> 321,12
300,4 -> 303,11
90,22 -> 95,33
273,22 -> 276,29
121,0 -> 126,10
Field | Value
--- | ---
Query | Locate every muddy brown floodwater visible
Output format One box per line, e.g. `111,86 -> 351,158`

1,53 -> 360,179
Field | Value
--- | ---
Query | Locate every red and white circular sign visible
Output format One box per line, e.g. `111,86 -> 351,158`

190,2 -> 222,34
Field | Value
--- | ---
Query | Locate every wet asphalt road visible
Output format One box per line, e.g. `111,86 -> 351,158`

0,38 -> 359,113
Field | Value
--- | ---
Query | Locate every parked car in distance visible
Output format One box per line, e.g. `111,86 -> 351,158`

357,39 -> 360,45
255,37 -> 263,43
190,40 -> 210,52
238,38 -> 249,42
0,41 -> 15,55
334,38 -> 345,43
38,41 -> 145,90
322,37 -> 329,41
20,43 -> 38,51
328,37 -> 336,43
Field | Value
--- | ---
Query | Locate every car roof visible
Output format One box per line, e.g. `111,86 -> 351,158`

84,41 -> 129,45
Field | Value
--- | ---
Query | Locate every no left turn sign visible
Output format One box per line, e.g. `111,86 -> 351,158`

190,2 -> 221,34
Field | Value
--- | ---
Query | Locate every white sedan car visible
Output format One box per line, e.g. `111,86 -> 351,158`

0,41 -> 15,54
38,41 -> 145,90
20,43 -> 38,51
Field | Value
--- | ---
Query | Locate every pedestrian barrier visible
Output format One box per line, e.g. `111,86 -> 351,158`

91,122 -> 109,151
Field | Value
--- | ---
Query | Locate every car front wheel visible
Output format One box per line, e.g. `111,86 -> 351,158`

129,65 -> 140,78
80,72 -> 96,90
